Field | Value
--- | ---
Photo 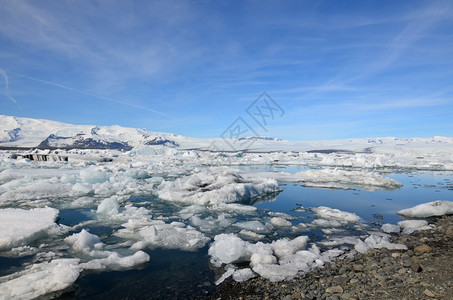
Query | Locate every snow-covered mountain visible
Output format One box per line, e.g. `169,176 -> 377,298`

0,115 -> 194,150
1,115 -> 452,152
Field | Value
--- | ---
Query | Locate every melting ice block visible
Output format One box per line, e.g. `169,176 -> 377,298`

116,219 -> 210,251
311,206 -> 360,223
397,200 -> 453,218
0,207 -> 59,250
157,167 -> 279,205
0,258 -> 81,300
64,229 -> 104,253
397,220 -> 433,234
359,234 -> 407,251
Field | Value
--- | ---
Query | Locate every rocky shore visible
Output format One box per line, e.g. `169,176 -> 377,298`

211,215 -> 453,300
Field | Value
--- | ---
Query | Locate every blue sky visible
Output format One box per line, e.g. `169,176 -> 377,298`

0,0 -> 452,140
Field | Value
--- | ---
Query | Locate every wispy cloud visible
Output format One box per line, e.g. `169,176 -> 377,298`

12,72 -> 167,116
0,68 -> 17,104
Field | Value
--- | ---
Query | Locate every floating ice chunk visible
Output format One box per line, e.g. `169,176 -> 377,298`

242,168 -> 403,190
96,198 -> 151,222
71,196 -> 96,208
64,229 -> 104,253
381,223 -> 401,233
270,217 -> 292,227
320,236 -> 360,247
238,230 -> 265,241
311,219 -> 347,228
311,206 -> 360,223
190,214 -> 233,233
232,268 -> 256,282
291,223 -> 308,233
96,198 -> 120,215
397,200 -> 453,218
0,207 -> 59,250
271,236 -> 309,259
178,205 -> 207,220
209,234 -> 253,265
233,220 -> 271,233
120,220 -> 210,252
268,212 -> 296,220
397,220 -> 433,234
0,259 -> 81,300
71,182 -> 92,196
293,207 -> 306,212
80,251 -> 150,270
321,228 -> 345,235
79,169 -> 108,184
212,203 -> 257,214
157,167 -> 279,205
363,235 -> 407,250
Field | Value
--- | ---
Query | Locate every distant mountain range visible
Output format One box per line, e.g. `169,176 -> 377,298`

1,115 -> 452,152
0,115 -> 187,150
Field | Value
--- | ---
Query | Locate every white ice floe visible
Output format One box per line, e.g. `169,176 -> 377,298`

0,258 -> 81,300
190,214 -> 233,233
209,234 -> 268,265
270,217 -> 292,227
354,234 -> 407,253
96,197 -> 151,222
233,220 -> 271,233
311,219 -> 347,228
397,220 -> 434,234
116,219 -> 210,251
238,230 -> 265,241
311,206 -> 360,223
209,233 -> 342,282
64,229 -> 150,270
354,238 -> 370,254
0,207 -> 60,250
271,236 -> 310,258
397,200 -> 453,218
64,229 -> 104,254
211,203 -> 257,214
80,251 -> 150,270
157,167 -> 279,205
381,223 -> 401,233
241,168 -> 403,190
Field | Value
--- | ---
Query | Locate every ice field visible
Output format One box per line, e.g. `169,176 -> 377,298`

0,115 -> 453,299
0,142 -> 452,299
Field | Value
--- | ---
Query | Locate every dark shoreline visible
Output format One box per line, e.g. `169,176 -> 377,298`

209,215 -> 453,300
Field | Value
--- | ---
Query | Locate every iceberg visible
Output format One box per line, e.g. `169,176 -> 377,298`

397,200 -> 453,218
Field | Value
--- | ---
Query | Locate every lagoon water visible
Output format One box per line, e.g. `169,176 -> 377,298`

46,168 -> 453,299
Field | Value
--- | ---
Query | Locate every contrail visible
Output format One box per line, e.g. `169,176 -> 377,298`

11,72 -> 168,117
0,68 -> 17,104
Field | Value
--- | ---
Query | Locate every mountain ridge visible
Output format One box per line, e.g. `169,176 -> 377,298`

1,115 -> 452,152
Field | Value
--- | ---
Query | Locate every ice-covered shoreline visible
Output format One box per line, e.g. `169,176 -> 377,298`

0,128 -> 452,298
212,214 -> 453,299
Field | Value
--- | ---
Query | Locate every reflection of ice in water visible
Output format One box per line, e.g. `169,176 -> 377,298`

0,147 -> 452,298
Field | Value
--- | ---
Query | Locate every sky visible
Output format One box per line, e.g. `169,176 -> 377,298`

0,0 -> 452,141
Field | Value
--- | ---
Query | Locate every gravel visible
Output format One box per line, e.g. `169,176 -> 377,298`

208,215 -> 453,300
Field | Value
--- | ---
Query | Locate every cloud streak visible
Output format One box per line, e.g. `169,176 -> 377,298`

0,68 -> 17,104
12,72 -> 167,116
